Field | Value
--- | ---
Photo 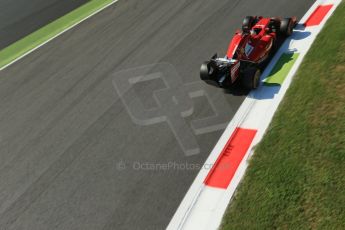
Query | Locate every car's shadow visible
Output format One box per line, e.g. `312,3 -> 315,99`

223,81 -> 249,96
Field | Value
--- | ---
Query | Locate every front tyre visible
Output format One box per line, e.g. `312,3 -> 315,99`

241,67 -> 261,89
280,18 -> 293,36
242,16 -> 255,32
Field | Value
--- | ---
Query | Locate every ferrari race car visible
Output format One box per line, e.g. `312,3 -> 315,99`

200,16 -> 297,89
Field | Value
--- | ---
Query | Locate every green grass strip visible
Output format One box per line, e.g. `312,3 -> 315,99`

221,2 -> 345,229
0,0 -> 117,69
264,52 -> 299,85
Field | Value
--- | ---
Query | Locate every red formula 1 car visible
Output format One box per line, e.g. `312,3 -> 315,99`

200,16 -> 297,89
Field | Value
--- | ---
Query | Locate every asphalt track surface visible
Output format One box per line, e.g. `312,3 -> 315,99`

0,0 -> 314,229
0,0 -> 88,50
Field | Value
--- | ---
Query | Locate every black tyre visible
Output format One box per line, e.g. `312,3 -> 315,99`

200,61 -> 219,87
280,18 -> 293,36
269,17 -> 280,32
200,62 -> 210,80
241,67 -> 261,89
242,16 -> 255,32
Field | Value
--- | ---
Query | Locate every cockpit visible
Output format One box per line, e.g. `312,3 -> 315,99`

250,27 -> 262,35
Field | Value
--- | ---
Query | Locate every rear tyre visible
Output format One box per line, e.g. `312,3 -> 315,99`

242,16 -> 255,32
280,18 -> 293,36
200,62 -> 210,80
241,67 -> 261,89
200,61 -> 219,87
